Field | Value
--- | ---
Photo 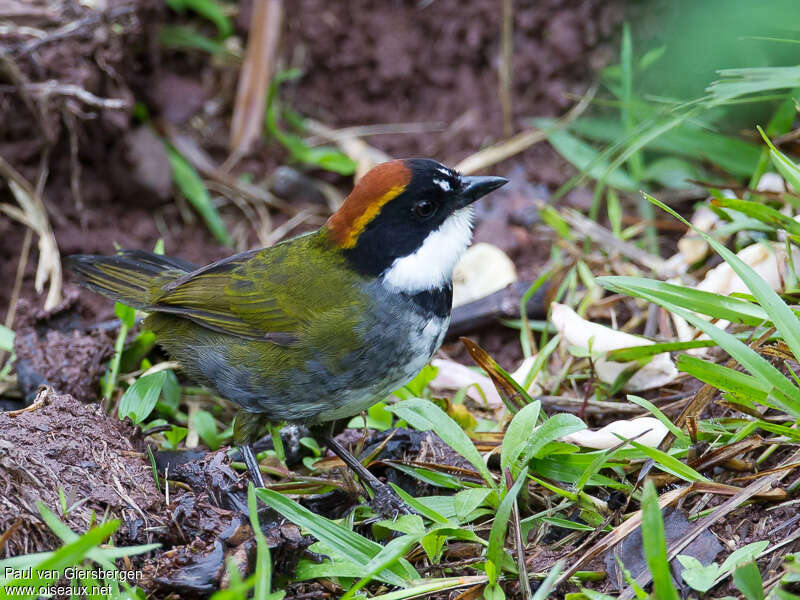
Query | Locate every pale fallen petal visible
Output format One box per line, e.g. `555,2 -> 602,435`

756,172 -> 786,193
452,243 -> 518,307
697,241 -> 800,297
550,303 -> 678,391
560,416 -> 668,449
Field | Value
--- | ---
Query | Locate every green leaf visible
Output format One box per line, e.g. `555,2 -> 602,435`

341,534 -> 420,600
677,555 -> 721,593
713,196 -> 800,237
115,302 -> 136,329
453,488 -> 493,522
500,401 -> 541,474
708,66 -> 800,103
677,354 -> 770,404
720,541 -> 769,573
166,146 -> 232,246
641,481 -> 680,600
164,425 -> 188,449
733,562 -> 764,600
248,485 -> 283,600
626,395 -> 688,443
119,371 -> 168,424
388,398 -> 494,486
0,324 -> 14,352
192,409 -> 221,450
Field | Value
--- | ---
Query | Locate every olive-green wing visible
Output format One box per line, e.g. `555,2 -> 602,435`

151,233 -> 355,342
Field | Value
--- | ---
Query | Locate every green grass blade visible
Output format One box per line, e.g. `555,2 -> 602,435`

254,488 -> 415,586
629,441 -> 707,482
166,146 -> 232,246
600,276 -> 770,326
0,521 -> 119,599
645,192 -> 800,368
599,275 -> 800,414
640,481 -> 680,600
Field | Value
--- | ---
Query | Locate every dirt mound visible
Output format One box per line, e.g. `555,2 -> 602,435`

0,389 -> 162,554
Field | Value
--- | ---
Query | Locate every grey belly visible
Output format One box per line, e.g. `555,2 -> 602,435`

178,302 -> 449,424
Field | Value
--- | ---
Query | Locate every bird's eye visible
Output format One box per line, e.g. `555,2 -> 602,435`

413,199 -> 436,219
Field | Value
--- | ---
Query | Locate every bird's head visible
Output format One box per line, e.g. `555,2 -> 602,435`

325,158 -> 507,293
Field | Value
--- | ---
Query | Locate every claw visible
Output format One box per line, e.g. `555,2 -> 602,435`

369,483 -> 415,518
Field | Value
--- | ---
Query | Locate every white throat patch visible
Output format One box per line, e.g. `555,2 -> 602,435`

382,206 -> 474,293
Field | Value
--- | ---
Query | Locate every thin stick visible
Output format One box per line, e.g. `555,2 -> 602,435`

4,227 -> 32,331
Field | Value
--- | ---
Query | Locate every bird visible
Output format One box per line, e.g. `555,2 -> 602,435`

68,158 -> 507,513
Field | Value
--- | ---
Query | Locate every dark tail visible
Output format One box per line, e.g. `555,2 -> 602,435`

67,250 -> 197,309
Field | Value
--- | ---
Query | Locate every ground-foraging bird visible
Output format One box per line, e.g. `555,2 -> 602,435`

69,158 -> 507,513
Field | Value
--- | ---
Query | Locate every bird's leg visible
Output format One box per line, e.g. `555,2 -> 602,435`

233,410 -> 271,487
320,425 -> 413,517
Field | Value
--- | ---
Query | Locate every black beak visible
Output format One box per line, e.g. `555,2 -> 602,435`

458,175 -> 509,207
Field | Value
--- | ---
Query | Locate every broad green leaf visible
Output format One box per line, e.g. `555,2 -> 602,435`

733,562 -> 764,600
677,554 -> 720,593
524,414 -> 586,462
119,371 -> 168,424
453,488 -> 493,522
388,398 -> 494,486
500,401 -> 541,474
720,541 -> 769,573
192,409 -> 221,450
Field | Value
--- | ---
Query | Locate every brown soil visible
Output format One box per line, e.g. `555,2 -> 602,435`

0,390 -> 162,554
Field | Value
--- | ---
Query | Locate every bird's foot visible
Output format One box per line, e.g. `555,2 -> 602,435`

368,483 -> 415,518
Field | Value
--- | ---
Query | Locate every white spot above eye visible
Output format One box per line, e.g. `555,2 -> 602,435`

433,178 -> 452,192
382,207 -> 474,294
437,167 -> 452,177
